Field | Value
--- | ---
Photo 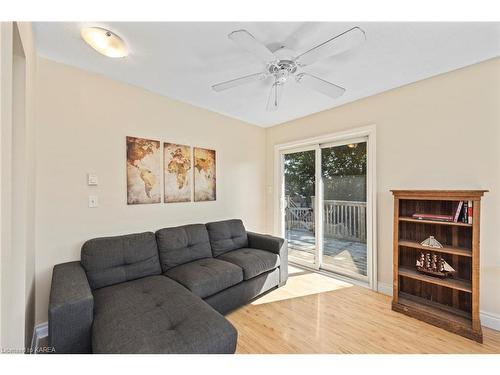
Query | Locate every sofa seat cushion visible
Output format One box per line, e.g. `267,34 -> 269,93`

217,248 -> 280,280
92,276 -> 237,354
206,219 -> 248,257
156,224 -> 212,272
165,258 -> 243,298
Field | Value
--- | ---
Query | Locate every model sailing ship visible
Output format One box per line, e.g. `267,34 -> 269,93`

416,236 -> 455,278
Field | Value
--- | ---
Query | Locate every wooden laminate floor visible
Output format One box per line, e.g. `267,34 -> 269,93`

226,266 -> 500,354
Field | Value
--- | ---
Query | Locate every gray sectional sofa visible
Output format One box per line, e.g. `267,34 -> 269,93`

48,219 -> 288,354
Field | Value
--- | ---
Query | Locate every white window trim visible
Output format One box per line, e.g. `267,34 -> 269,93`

273,124 -> 377,291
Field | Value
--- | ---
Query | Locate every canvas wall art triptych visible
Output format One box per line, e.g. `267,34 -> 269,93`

126,137 -> 162,204
126,136 -> 216,205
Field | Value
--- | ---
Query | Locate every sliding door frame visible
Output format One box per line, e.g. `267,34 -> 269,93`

274,124 -> 377,290
318,135 -> 369,283
278,144 -> 320,269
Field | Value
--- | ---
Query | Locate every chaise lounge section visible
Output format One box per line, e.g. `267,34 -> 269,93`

49,219 -> 288,354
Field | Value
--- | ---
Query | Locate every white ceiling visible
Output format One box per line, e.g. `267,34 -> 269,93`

33,22 -> 500,127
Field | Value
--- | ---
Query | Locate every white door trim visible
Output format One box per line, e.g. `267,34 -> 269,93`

273,124 -> 377,290
314,143 -> 322,270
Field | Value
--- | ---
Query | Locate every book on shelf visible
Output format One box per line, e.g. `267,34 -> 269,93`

411,213 -> 454,222
454,201 -> 463,222
457,201 -> 473,224
467,200 -> 473,225
461,201 -> 468,223
410,200 -> 473,224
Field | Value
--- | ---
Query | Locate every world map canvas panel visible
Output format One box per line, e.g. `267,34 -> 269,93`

126,136 -> 161,204
164,143 -> 191,203
194,147 -> 216,202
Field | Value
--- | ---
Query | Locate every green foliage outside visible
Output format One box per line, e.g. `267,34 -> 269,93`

284,142 -> 367,205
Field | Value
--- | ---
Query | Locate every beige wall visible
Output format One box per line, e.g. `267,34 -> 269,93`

34,57 -> 267,324
31,54 -> 500,328
0,22 -> 37,350
265,57 -> 500,318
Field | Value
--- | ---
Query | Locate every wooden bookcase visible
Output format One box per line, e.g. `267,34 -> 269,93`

391,190 -> 487,343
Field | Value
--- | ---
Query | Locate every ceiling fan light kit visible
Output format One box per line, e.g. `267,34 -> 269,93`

212,27 -> 366,111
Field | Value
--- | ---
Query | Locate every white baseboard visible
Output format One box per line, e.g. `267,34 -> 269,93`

30,322 -> 48,353
377,280 -> 500,332
377,281 -> 393,296
480,310 -> 500,331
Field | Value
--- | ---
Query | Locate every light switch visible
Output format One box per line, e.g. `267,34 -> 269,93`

88,173 -> 98,186
89,195 -> 98,208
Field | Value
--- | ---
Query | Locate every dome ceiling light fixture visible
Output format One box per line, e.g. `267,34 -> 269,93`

81,26 -> 128,58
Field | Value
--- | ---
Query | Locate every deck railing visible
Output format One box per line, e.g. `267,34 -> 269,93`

323,200 -> 366,241
286,199 -> 366,242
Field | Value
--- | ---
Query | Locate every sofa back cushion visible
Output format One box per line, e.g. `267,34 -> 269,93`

81,232 -> 161,290
206,219 -> 248,257
155,224 -> 212,271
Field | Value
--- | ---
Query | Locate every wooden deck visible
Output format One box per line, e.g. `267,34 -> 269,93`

227,265 -> 500,353
286,229 -> 367,276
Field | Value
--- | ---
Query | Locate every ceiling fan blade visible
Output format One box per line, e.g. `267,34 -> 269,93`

228,29 -> 276,63
296,73 -> 346,99
295,27 -> 366,67
212,72 -> 266,92
266,81 -> 284,111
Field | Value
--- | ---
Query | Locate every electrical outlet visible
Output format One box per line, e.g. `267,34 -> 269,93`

88,195 -> 98,208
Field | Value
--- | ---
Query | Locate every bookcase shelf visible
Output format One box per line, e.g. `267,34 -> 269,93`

399,216 -> 472,227
398,292 -> 472,321
395,293 -> 472,328
399,266 -> 472,293
391,190 -> 486,343
398,240 -> 471,257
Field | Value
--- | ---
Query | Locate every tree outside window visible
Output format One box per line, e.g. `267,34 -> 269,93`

284,142 -> 366,206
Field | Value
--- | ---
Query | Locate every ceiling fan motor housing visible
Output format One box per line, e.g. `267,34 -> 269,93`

268,60 -> 298,83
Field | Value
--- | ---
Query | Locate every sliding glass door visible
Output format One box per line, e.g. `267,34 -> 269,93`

321,141 -> 367,280
279,135 -> 371,284
283,149 -> 317,268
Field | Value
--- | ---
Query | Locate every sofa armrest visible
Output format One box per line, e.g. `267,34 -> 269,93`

49,261 -> 94,353
247,232 -> 288,286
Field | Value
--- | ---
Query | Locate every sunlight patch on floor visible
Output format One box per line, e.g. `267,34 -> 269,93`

251,265 -> 353,305
288,265 -> 310,275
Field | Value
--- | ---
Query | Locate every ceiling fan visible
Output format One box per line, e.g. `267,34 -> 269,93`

211,27 -> 366,111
